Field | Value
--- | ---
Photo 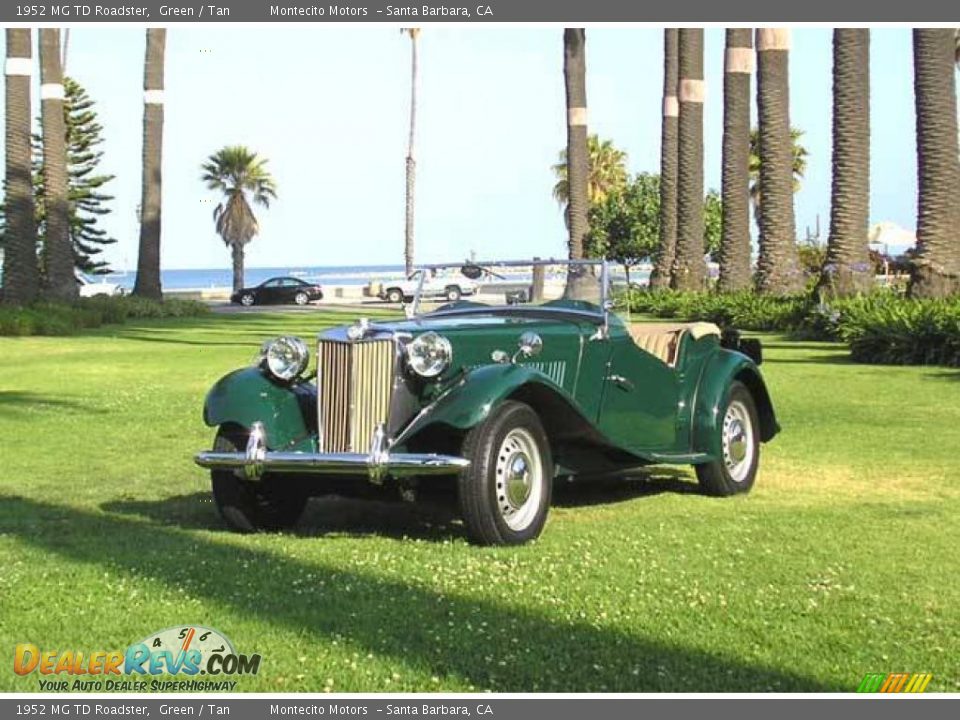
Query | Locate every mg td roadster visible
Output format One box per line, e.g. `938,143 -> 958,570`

195,259 -> 779,546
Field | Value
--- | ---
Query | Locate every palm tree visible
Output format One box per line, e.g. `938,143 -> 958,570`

551,135 -> 628,210
2,29 -> 39,305
201,146 -> 278,293
908,29 -> 960,298
133,29 -> 166,300
818,29 -> 872,298
402,28 -> 420,276
38,29 -> 76,302
672,28 -> 706,291
755,28 -> 804,295
718,28 -> 754,293
650,29 -> 679,290
562,28 -> 589,264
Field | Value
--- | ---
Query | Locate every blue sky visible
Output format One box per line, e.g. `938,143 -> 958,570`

0,27 -> 926,271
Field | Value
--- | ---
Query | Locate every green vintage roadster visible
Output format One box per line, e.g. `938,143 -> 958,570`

195,259 -> 779,545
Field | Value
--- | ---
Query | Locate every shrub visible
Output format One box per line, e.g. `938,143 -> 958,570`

624,289 -> 811,332
623,287 -> 960,367
0,296 -> 209,337
833,294 -> 960,367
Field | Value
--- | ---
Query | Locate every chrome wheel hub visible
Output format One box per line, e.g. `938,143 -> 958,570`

505,455 -> 532,507
495,428 -> 543,531
722,400 -> 754,483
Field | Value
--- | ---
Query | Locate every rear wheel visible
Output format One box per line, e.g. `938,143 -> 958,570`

695,381 -> 760,496
458,401 -> 553,545
445,285 -> 463,302
210,426 -> 307,532
386,288 -> 403,304
240,293 -> 255,307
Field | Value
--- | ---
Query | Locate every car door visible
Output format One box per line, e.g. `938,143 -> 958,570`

259,278 -> 283,304
597,326 -> 681,452
279,278 -> 301,303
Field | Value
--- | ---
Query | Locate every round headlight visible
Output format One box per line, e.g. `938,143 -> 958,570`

263,336 -> 309,382
406,332 -> 452,378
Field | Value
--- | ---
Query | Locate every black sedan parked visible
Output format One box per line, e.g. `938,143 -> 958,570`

231,277 -> 324,306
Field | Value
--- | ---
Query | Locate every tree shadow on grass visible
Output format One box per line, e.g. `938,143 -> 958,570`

3,495 -> 843,692
0,391 -> 106,414
762,351 -> 853,366
108,332 -> 259,348
925,370 -> 960,382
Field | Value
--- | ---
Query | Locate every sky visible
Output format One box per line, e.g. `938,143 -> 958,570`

0,27 -> 932,271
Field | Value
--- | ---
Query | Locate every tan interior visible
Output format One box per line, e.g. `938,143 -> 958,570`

629,321 -> 721,365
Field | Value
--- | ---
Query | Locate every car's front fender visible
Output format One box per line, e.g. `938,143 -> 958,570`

394,364 -> 585,445
691,350 -> 780,458
202,367 -> 316,452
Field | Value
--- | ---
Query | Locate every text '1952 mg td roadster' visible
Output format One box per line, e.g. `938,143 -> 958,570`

194,259 -> 779,546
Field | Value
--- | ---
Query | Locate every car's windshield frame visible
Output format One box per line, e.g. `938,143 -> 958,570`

408,258 -> 611,322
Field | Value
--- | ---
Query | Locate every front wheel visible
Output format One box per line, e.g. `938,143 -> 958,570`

294,291 -> 309,306
210,426 -> 307,532
445,285 -> 463,302
457,401 -> 553,546
695,381 -> 760,496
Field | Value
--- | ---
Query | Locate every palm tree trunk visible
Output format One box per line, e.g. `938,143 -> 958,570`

908,29 -> 960,298
563,28 -> 589,262
672,28 -> 706,291
755,29 -> 803,295
650,28 -> 679,290
718,28 -> 754,292
2,29 -> 39,305
133,29 -> 166,301
403,29 -> 419,276
819,29 -> 872,298
563,28 -> 592,299
39,29 -> 76,302
231,243 -> 244,294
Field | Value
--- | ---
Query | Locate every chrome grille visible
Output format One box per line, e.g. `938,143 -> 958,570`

317,338 -> 396,453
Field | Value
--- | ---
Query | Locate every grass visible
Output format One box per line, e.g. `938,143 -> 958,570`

1,309 -> 958,693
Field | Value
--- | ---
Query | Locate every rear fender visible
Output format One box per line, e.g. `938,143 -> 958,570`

202,367 -> 316,451
691,350 -> 780,458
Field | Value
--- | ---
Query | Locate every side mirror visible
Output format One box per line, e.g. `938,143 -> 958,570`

517,331 -> 543,358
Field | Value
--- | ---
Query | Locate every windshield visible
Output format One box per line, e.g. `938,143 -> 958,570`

409,259 -> 616,319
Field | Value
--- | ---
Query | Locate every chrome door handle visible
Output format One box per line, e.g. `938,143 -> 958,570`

608,374 -> 634,392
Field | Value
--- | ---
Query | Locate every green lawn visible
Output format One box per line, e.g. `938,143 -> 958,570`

1,309 -> 958,693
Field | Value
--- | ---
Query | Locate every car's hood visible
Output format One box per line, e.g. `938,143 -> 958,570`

322,311 -> 594,391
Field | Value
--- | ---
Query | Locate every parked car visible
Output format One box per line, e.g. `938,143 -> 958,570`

77,273 -> 124,298
230,277 -> 323,306
196,259 -> 779,546
379,269 -> 477,304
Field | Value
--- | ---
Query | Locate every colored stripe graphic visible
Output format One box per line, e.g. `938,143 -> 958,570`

858,673 -> 932,693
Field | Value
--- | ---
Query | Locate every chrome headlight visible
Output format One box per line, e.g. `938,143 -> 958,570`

262,336 -> 310,382
406,332 -> 452,378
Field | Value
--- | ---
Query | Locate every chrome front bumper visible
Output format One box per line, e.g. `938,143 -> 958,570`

194,423 -> 469,482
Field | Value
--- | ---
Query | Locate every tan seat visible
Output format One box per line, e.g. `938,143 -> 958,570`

629,322 -> 721,366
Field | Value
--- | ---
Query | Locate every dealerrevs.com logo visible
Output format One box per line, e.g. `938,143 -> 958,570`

14,626 -> 261,692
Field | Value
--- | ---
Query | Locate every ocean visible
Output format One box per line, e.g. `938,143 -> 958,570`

104,265 -> 410,291
104,263 -> 654,291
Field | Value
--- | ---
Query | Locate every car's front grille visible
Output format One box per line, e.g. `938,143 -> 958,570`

317,338 -> 396,453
